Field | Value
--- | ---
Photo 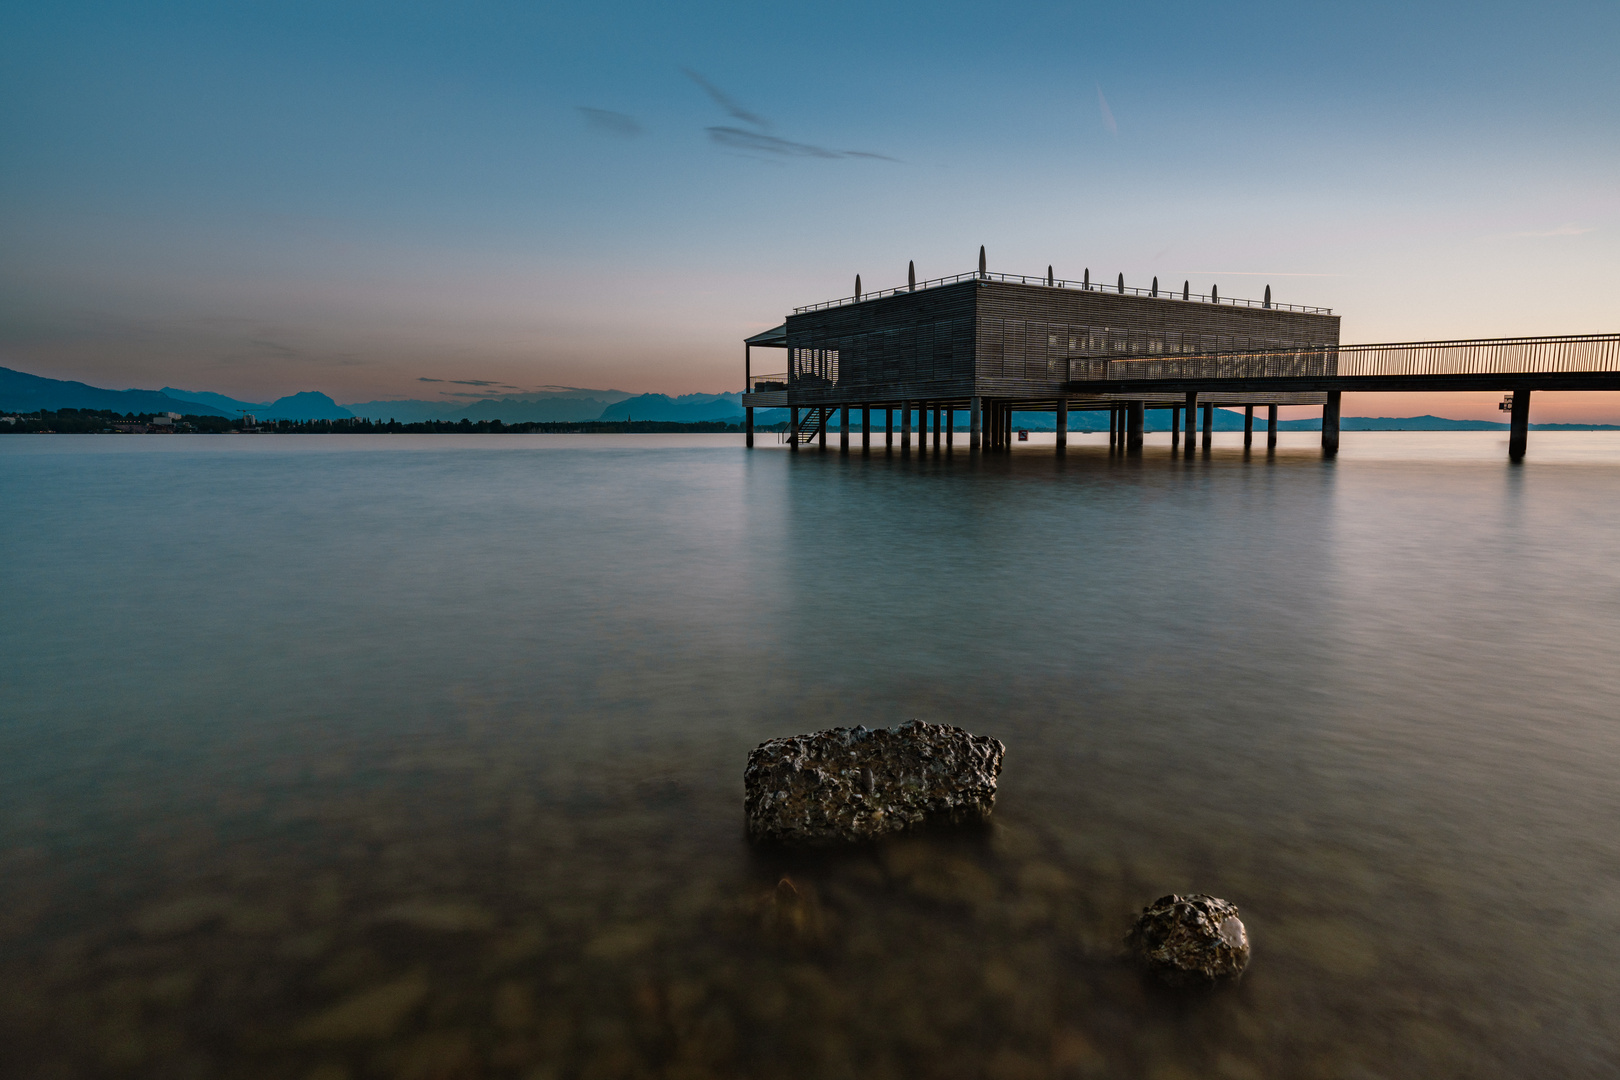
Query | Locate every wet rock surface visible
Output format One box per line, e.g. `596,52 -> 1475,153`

1127,893 -> 1251,985
744,720 -> 1005,843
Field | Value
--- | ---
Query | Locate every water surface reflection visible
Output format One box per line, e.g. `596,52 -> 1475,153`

2,434 -> 1617,1078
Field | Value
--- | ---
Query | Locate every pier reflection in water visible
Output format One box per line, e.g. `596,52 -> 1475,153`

2,433 -> 1618,1078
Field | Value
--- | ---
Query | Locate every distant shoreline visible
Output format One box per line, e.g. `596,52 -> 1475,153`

5,408 -> 1620,435
0,411 -> 780,435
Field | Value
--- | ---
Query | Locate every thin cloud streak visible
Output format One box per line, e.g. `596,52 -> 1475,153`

681,69 -> 770,129
706,127 -> 898,162
577,107 -> 642,137
1097,85 -> 1117,135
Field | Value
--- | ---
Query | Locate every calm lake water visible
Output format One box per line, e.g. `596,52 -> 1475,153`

3,431 -> 1619,1080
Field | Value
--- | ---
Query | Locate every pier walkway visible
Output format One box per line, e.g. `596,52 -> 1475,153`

741,256 -> 1618,461
1066,333 -> 1620,460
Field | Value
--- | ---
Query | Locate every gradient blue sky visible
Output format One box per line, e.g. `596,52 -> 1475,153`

3,1 -> 1616,417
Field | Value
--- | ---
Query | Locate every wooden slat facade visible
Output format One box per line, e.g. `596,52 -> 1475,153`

742,279 -> 1340,409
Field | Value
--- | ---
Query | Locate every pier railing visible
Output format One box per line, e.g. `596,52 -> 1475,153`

748,372 -> 789,392
794,270 -> 1332,316
1075,333 -> 1620,383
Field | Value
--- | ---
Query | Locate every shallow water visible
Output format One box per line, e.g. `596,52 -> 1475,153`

3,431 -> 1619,1079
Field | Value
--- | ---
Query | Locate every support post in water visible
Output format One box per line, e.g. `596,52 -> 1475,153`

840,407 -> 849,453
1509,388 -> 1531,462
1127,400 -> 1144,453
1056,398 -> 1068,453
1109,406 -> 1118,451
1183,392 -> 1198,456
1244,405 -> 1254,449
819,408 -> 827,451
862,405 -> 870,453
901,401 -> 911,452
970,396 -> 981,451
790,407 -> 800,453
886,407 -> 893,450
1202,402 -> 1213,451
1171,404 -> 1180,449
1322,391 -> 1341,457
946,407 -> 954,449
1267,404 -> 1278,450
746,406 -> 754,449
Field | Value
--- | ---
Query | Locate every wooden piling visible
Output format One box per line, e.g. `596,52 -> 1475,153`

746,406 -> 754,449
1183,393 -> 1197,456
1202,403 -> 1213,451
1056,398 -> 1068,452
1243,405 -> 1254,449
1171,404 -> 1180,449
1127,401 -> 1144,453
790,407 -> 800,453
1322,391 -> 1341,457
1509,389 -> 1531,461
970,396 -> 981,451
1267,404 -> 1278,450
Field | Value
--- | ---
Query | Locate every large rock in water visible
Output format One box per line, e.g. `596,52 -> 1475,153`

744,720 -> 1005,843
1126,894 -> 1251,985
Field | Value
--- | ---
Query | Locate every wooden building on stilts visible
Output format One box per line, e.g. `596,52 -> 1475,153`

741,250 -> 1338,455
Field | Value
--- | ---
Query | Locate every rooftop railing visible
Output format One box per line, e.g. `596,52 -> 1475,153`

1072,333 -> 1620,382
793,270 -> 1333,316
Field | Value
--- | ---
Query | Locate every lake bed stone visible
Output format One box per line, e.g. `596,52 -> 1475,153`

744,720 -> 1005,843
1126,893 -> 1250,985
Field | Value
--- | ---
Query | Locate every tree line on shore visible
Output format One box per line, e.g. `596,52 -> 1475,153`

1,409 -> 792,435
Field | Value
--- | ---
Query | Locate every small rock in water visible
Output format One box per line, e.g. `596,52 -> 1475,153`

1126,893 -> 1250,985
744,719 -> 1005,843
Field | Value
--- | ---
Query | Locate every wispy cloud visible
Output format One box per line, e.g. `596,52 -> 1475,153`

686,68 -> 899,163
706,127 -> 897,161
682,68 -> 770,129
577,107 -> 642,137
1097,85 -> 1117,135
417,377 -> 443,382
1495,224 -> 1594,239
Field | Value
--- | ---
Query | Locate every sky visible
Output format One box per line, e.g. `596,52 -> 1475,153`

2,0 -> 1617,419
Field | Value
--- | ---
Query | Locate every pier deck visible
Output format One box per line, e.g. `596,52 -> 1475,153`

743,265 -> 1618,460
